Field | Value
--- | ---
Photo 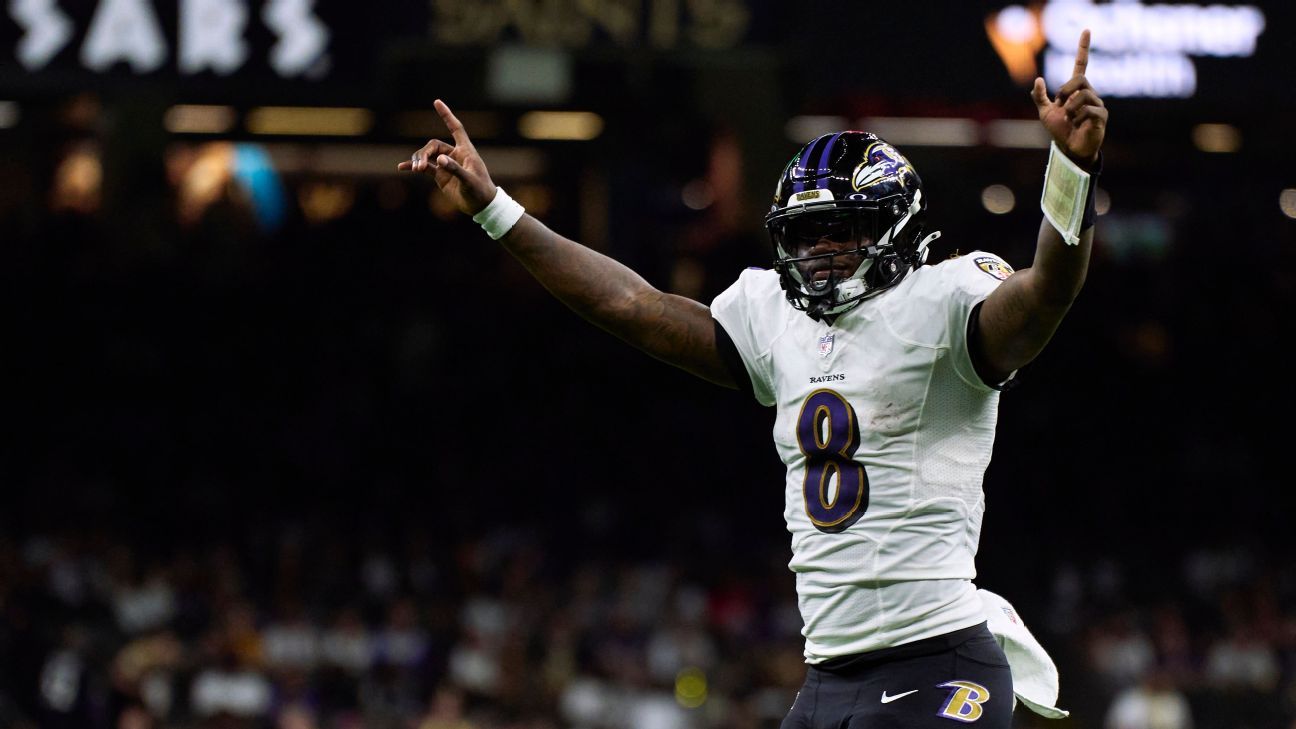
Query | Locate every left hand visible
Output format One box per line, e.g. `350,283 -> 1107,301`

1031,29 -> 1107,168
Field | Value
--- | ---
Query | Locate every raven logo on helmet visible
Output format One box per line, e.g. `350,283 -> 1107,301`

852,142 -> 914,191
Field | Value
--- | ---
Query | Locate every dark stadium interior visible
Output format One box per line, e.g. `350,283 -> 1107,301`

3,2 -> 1295,728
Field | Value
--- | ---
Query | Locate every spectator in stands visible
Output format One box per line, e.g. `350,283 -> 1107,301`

417,685 -> 477,729
1104,669 -> 1193,729
1203,626 -> 1280,693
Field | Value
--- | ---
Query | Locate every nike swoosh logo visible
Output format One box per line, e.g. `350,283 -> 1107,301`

880,689 -> 919,703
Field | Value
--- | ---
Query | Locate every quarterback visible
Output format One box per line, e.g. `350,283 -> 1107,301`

402,30 -> 1106,729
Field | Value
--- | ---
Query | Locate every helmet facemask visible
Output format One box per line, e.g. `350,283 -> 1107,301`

768,190 -> 929,320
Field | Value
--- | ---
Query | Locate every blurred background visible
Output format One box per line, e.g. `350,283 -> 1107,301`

2,1 -> 1295,728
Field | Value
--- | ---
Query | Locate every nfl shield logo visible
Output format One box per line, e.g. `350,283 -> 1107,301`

817,333 -> 835,358
1001,606 -> 1019,625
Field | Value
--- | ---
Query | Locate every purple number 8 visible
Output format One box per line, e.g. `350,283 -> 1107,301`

796,389 -> 868,533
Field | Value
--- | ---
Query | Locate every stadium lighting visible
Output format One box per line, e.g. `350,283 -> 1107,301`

785,116 -> 850,143
859,117 -> 978,147
0,101 -> 18,129
985,119 -> 1050,149
1280,189 -> 1296,220
297,181 -> 355,224
246,106 -> 373,136
1192,123 -> 1241,153
51,144 -> 102,213
164,104 -> 236,134
518,111 -> 603,141
981,184 -> 1016,214
784,117 -> 1065,150
1095,188 -> 1111,216
681,180 -> 714,211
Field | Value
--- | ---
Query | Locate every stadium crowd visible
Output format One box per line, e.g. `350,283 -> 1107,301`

2,521 -> 1295,729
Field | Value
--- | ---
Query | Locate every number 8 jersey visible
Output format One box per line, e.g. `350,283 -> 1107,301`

711,251 -> 1015,663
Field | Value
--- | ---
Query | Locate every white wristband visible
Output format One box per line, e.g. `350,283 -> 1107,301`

1040,141 -> 1093,246
472,187 -> 526,240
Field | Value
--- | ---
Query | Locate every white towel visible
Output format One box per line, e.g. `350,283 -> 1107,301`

978,588 -> 1070,719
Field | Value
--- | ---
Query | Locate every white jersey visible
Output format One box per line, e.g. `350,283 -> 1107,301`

711,252 -> 1015,662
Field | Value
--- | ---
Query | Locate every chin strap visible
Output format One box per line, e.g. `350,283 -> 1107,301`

916,230 -> 940,265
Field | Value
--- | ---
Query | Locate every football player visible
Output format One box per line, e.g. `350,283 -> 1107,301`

401,30 -> 1105,729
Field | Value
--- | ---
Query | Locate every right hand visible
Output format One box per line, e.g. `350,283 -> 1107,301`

397,99 -> 497,216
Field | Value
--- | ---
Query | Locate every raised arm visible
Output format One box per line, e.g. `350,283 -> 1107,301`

975,30 -> 1107,383
398,100 -> 737,388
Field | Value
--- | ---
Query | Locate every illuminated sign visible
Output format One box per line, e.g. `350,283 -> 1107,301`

987,0 -> 1266,98
8,0 -> 330,77
429,0 -> 752,50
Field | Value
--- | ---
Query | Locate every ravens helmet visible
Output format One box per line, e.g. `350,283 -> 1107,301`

765,132 -> 939,320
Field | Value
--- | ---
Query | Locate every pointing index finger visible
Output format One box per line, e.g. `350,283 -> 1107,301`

434,99 -> 472,148
1072,29 -> 1091,78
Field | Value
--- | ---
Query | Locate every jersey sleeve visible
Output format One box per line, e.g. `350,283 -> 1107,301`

710,269 -> 779,406
943,252 -> 1016,392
